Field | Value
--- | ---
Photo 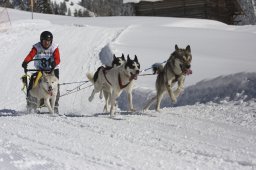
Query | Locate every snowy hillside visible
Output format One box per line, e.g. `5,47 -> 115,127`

53,0 -> 94,17
0,8 -> 256,170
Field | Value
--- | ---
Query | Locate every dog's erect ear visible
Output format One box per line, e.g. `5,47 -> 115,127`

186,45 -> 191,53
113,54 -> 117,59
134,55 -> 138,62
125,55 -> 130,69
175,44 -> 179,51
127,55 -> 131,61
121,53 -> 125,60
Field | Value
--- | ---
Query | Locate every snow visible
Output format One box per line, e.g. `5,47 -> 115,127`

0,7 -> 256,170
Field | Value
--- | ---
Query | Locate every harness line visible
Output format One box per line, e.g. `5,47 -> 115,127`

22,59 -> 167,99
59,80 -> 89,86
140,60 -> 166,73
60,84 -> 93,97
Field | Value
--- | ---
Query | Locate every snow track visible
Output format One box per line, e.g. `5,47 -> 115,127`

1,102 -> 256,169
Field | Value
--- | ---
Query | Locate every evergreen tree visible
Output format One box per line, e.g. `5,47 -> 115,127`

59,2 -> 67,15
78,9 -> 82,17
83,9 -> 90,17
74,9 -> 78,17
51,2 -> 59,15
0,0 -> 13,8
36,0 -> 52,14
67,8 -> 71,16
79,0 -> 134,16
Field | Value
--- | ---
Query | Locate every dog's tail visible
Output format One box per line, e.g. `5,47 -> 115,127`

86,72 -> 94,83
152,63 -> 164,74
86,66 -> 104,83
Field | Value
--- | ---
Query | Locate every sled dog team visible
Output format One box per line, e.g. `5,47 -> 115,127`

24,42 -> 192,116
86,44 -> 192,117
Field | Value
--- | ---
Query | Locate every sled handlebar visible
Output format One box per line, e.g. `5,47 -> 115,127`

25,69 -> 52,72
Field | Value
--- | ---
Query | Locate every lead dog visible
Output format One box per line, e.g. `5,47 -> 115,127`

28,71 -> 59,114
144,45 -> 192,111
87,55 -> 140,116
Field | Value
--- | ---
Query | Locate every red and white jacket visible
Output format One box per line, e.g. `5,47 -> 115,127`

23,42 -> 60,70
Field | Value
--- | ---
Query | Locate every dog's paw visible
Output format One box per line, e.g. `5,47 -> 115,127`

88,96 -> 94,102
50,113 -> 58,117
110,112 -> 116,118
156,108 -> 161,112
171,97 -> 177,103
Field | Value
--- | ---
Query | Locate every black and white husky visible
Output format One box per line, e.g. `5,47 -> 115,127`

144,45 -> 192,111
87,55 -> 140,116
87,54 -> 126,102
28,72 -> 59,114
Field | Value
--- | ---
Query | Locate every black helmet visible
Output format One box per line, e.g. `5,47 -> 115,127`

40,31 -> 53,44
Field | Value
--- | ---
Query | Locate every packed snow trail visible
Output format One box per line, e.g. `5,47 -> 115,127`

1,101 -> 256,170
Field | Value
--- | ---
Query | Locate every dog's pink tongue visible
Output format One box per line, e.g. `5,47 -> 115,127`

186,69 -> 192,75
48,89 -> 53,96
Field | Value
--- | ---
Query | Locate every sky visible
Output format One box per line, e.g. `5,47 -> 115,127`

0,7 -> 256,170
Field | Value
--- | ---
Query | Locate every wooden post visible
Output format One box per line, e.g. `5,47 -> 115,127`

31,0 -> 34,19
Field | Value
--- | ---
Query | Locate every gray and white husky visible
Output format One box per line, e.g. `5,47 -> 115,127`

144,45 -> 192,111
87,55 -> 140,116
28,72 -> 59,114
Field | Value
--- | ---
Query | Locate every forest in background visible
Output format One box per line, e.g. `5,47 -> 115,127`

0,0 -> 255,25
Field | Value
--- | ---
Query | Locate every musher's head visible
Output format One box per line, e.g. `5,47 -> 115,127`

40,31 -> 53,49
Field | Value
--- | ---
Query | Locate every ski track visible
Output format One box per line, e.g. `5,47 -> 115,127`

1,102 -> 256,170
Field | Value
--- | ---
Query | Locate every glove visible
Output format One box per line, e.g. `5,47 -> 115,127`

22,62 -> 28,70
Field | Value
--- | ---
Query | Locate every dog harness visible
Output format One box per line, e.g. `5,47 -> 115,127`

102,68 -> 133,89
102,68 -> 112,86
118,73 -> 131,89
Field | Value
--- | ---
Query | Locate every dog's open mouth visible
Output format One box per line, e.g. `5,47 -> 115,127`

185,69 -> 192,75
130,72 -> 139,80
180,64 -> 192,75
47,87 -> 53,96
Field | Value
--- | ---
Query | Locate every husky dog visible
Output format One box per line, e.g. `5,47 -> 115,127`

87,55 -> 140,116
111,54 -> 126,68
144,45 -> 192,111
28,72 -> 59,114
87,54 -> 126,102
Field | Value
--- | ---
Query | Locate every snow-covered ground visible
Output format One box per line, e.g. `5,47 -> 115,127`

0,8 -> 256,170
